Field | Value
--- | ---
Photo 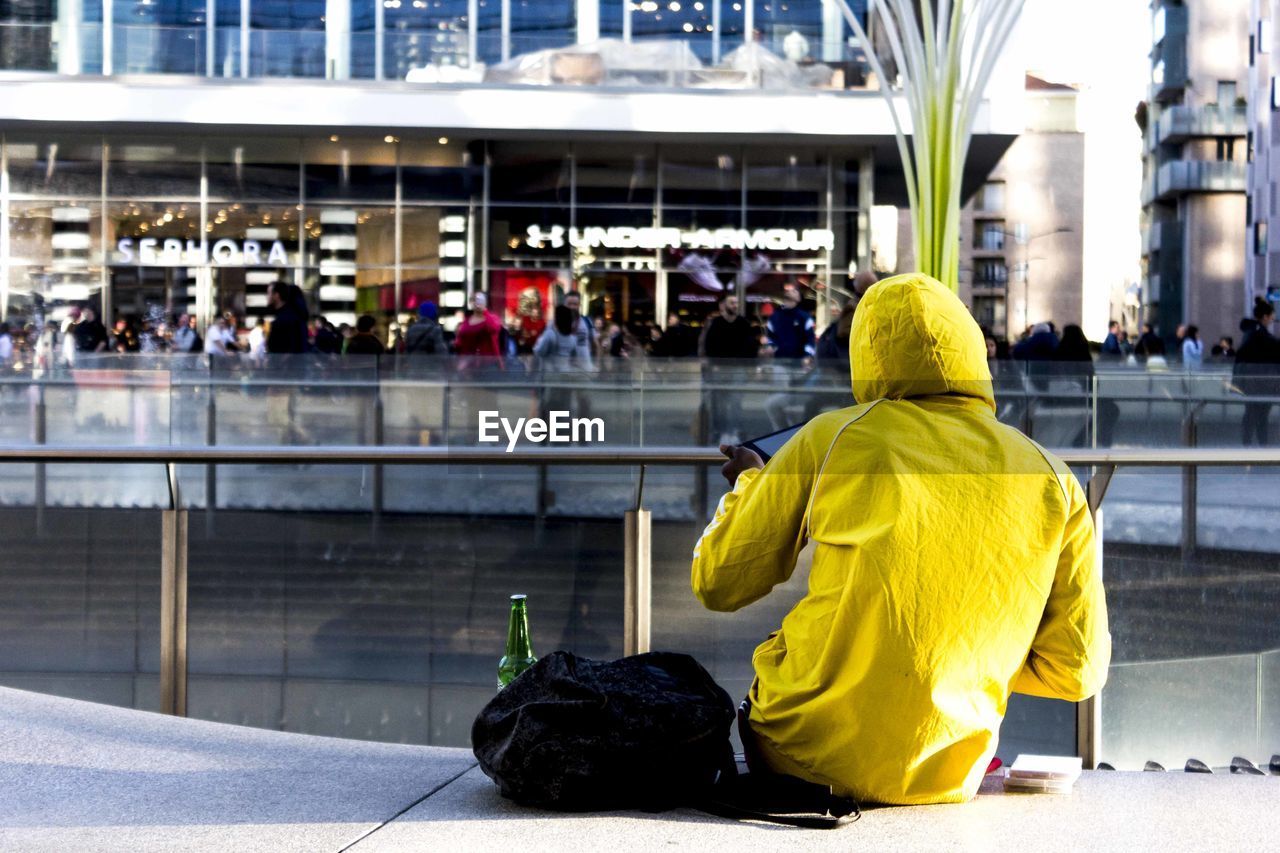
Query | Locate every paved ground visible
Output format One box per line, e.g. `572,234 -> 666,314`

2,686 -> 1277,852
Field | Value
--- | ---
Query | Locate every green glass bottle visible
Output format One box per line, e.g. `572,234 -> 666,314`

497,594 -> 537,689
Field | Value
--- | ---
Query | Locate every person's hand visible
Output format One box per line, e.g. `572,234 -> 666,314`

719,444 -> 764,487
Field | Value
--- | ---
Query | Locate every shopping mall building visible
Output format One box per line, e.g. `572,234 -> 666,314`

0,0 -> 1021,333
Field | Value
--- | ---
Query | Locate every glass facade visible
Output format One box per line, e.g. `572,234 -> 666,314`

0,133 -> 864,334
0,0 -> 868,82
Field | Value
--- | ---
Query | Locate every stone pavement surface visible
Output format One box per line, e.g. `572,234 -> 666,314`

0,686 -> 475,852
3,686 -> 1278,852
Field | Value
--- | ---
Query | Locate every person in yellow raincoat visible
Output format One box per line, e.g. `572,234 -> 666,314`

691,273 -> 1110,805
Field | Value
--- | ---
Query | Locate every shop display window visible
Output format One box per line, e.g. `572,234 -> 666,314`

0,135 -> 862,337
6,201 -> 104,317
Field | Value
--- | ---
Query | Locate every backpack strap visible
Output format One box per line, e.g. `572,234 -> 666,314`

696,796 -> 860,830
696,766 -> 862,830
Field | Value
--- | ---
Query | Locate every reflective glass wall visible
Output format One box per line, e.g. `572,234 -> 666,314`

0,133 -> 866,337
0,0 -> 869,84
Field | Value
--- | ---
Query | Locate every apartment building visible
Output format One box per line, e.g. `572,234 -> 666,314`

1141,0 -> 1250,345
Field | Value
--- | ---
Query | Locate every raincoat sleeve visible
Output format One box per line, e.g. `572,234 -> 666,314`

691,432 -> 816,612
1013,475 -> 1111,701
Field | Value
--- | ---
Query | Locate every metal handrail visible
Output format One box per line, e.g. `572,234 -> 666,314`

7,373 -> 1280,405
0,443 -> 1279,466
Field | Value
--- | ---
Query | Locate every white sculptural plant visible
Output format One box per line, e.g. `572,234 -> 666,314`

832,0 -> 1025,292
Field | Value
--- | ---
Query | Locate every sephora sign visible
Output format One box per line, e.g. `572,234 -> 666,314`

116,238 -> 290,267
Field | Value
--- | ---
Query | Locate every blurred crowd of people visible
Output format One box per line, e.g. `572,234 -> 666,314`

3,275 -> 1277,444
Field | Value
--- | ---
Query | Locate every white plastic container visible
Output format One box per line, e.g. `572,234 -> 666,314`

1003,755 -> 1083,794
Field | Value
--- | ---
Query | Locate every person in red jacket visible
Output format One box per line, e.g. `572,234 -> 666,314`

454,292 -> 503,359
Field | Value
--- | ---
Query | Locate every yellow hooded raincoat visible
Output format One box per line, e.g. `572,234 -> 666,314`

691,273 -> 1110,805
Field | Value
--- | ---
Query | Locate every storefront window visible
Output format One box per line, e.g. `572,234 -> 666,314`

199,201 -> 302,324
108,200 -> 201,325
8,201 -> 104,323
1,135 -> 861,342
489,203 -> 573,339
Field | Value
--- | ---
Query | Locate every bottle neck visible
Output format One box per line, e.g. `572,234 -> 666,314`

505,601 -> 531,657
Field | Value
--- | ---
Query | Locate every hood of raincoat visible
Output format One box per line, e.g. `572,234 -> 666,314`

849,273 -> 995,413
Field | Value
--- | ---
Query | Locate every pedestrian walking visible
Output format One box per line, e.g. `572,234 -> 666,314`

405,302 -> 447,356
1234,297 -> 1280,446
344,314 -> 385,355
1053,324 -> 1118,447
1181,325 -> 1203,371
766,282 -> 815,361
266,283 -> 308,355
700,293 -> 758,445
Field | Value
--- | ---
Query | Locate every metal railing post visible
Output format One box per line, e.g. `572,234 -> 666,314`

1090,373 -> 1099,448
33,379 -> 46,514
372,387 -> 384,517
1077,479 -> 1110,770
624,465 -> 652,657
1079,465 -> 1117,770
204,381 -> 217,512
160,463 -> 189,717
1180,403 -> 1204,556
536,463 -> 549,521
695,367 -> 711,523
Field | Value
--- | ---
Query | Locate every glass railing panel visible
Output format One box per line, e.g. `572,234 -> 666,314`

1097,489 -> 1280,770
650,511 -> 808,752
35,358 -> 174,508
183,496 -> 627,745
0,505 -> 161,711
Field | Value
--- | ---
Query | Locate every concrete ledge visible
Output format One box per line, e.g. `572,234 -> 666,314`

2,686 -> 1277,851
357,766 -> 1280,851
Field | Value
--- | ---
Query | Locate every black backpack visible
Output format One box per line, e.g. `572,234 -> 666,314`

471,651 -> 858,828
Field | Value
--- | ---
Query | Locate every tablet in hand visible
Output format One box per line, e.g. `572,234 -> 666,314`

739,422 -> 805,462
